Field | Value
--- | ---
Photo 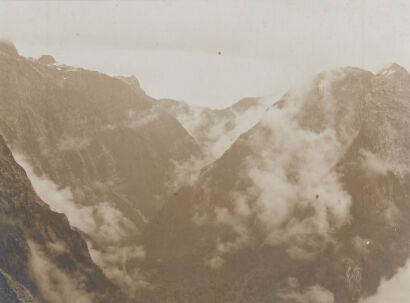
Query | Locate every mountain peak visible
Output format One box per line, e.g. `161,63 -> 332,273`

377,63 -> 409,77
230,97 -> 261,112
38,54 -> 56,65
0,40 -> 18,57
116,75 -> 144,94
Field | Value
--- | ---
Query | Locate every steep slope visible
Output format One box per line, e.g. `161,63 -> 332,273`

140,65 -> 410,302
0,43 -> 200,221
0,42 -> 202,296
0,269 -> 38,303
0,135 -> 131,303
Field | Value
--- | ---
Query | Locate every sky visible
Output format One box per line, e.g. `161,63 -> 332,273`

1,0 -> 410,108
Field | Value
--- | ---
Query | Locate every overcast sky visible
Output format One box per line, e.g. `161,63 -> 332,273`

1,0 -> 410,108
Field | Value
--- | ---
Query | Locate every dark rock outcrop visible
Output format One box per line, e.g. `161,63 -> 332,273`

37,55 -> 56,65
0,41 -> 18,57
0,135 -> 133,303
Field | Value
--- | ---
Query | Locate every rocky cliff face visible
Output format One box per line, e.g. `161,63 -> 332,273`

0,46 -> 201,222
0,42 -> 272,300
0,135 -> 132,303
0,43 -> 205,297
140,65 -> 410,303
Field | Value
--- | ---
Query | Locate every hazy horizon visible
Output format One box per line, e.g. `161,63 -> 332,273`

2,0 -> 410,108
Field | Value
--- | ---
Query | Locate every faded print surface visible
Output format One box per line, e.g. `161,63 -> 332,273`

0,1 -> 409,303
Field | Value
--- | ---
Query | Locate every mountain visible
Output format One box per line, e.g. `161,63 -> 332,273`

0,43 -> 201,220
0,135 -> 132,303
2,39 -> 409,302
0,42 -> 204,297
139,65 -> 410,302
155,97 -> 271,162
0,41 -> 273,299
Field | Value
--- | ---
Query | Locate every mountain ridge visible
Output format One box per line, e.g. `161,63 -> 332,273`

139,63 -> 410,303
1,40 -> 410,302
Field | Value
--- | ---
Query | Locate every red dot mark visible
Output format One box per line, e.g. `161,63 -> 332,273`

218,51 -> 222,55
336,162 -> 340,167
338,200 -> 341,204
315,194 -> 319,199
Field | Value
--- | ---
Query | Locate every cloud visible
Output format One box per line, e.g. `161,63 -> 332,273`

171,101 -> 269,161
211,70 -> 356,260
46,240 -> 69,255
88,244 -> 149,295
14,153 -> 96,232
28,241 -> 95,303
13,153 -> 148,296
249,71 -> 356,258
206,255 -> 224,270
359,149 -> 397,176
278,278 -> 335,303
127,108 -> 159,129
191,210 -> 207,226
207,193 -> 255,268
357,150 -> 402,224
167,155 -> 208,192
214,207 -> 252,255
360,259 -> 410,303
165,100 -> 270,194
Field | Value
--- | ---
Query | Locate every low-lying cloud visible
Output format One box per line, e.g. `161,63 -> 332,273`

14,153 -> 148,296
278,277 -> 335,303
359,149 -> 402,176
165,99 -> 269,161
167,155 -> 209,192
206,206 -> 252,269
166,100 -> 270,193
28,241 -> 95,303
210,70 -> 358,263
127,108 -> 159,129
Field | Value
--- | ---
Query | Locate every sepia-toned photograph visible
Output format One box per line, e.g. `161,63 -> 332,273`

0,1 -> 409,302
